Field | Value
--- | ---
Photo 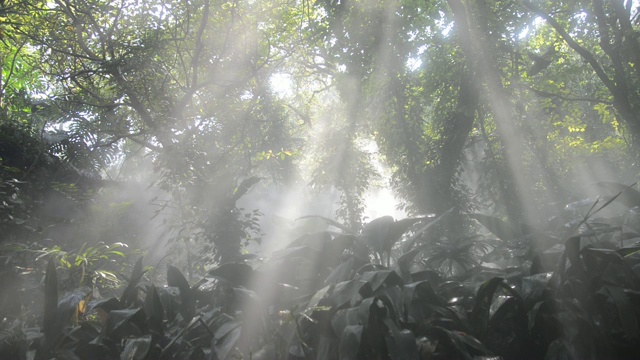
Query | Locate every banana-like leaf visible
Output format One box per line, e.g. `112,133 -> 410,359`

102,308 -> 147,340
404,280 -> 447,307
331,280 -> 371,309
212,319 -> 242,360
332,307 -> 359,338
167,265 -> 194,321
361,216 -> 394,254
362,216 -> 426,266
58,286 -> 92,326
424,326 -> 491,359
397,248 -> 422,280
387,217 -> 427,245
160,315 -> 202,357
360,270 -> 403,293
144,285 -> 164,335
602,285 -> 639,338
558,236 -> 584,282
386,329 -> 418,360
338,325 -> 363,360
471,277 -> 524,340
207,262 -> 255,288
410,269 -> 441,284
521,272 -> 553,305
581,247 -> 640,288
324,256 -> 368,285
121,257 -> 146,307
120,334 -> 151,360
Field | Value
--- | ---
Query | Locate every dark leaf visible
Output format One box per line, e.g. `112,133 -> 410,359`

332,307 -> 360,338
121,257 -> 146,307
397,248 -> 422,281
157,287 -> 180,323
58,286 -> 92,326
102,308 -> 147,340
144,285 -> 164,334
325,256 -> 365,285
410,269 -> 441,284
212,319 -> 241,360
360,270 -> 403,292
361,215 -> 394,255
471,277 -> 523,340
386,329 -> 418,360
167,265 -> 194,321
521,272 -> 553,304
602,285 -> 639,338
331,280 -> 371,309
120,334 -> 151,360
404,280 -> 447,307
207,263 -> 255,288
338,325 -> 363,360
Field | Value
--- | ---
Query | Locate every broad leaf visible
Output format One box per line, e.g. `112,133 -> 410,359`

167,265 -> 195,321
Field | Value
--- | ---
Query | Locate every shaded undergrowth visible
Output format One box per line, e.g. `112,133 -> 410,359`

2,183 -> 640,359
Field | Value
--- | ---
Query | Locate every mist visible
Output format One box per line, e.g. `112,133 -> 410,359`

2,0 -> 640,358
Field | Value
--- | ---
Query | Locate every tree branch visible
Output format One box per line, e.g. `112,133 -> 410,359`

523,0 -> 617,93
0,39 -> 26,106
55,0 -> 102,61
529,86 -> 613,104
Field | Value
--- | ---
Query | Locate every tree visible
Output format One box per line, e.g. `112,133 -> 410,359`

523,0 -> 640,153
12,0 -> 301,264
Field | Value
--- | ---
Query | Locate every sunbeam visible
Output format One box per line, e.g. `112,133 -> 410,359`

3,0 -> 640,358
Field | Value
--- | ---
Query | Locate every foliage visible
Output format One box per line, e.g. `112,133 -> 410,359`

3,187 -> 640,359
3,0 -> 640,358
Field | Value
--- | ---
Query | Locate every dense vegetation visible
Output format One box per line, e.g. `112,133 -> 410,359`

1,0 -> 640,359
